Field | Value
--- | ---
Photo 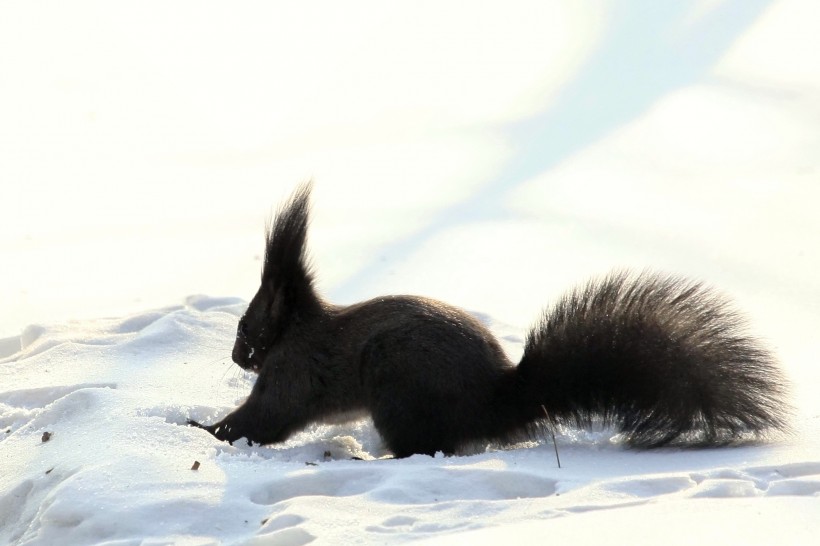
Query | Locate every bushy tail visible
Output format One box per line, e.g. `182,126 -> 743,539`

517,271 -> 789,447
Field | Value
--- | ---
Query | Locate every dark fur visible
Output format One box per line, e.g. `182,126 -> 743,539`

189,183 -> 789,457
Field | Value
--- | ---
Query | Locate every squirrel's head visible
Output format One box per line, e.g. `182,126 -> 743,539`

232,182 -> 317,373
232,286 -> 284,372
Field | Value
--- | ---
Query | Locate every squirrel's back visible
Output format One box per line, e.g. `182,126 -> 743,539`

327,295 -> 522,456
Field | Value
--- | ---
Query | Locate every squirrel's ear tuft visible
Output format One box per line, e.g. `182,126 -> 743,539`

262,181 -> 314,290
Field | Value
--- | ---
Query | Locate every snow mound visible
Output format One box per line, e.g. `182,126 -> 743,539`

1,299 -> 817,545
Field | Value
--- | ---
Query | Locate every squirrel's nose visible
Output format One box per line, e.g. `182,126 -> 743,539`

231,340 -> 247,366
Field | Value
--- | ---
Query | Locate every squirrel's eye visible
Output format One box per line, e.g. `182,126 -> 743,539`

238,322 -> 248,337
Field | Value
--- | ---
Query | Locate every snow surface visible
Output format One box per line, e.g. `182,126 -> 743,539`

2,1 -> 819,545
1,298 -> 818,545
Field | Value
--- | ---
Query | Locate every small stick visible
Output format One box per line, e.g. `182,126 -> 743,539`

541,405 -> 561,468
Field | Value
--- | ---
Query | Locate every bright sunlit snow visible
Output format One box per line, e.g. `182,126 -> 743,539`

1,1 -> 819,544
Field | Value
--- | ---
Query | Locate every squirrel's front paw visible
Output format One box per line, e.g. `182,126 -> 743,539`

187,418 -> 250,446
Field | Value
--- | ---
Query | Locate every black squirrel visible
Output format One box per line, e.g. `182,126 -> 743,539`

189,183 -> 789,457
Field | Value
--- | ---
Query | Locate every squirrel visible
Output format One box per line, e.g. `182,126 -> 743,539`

189,183 -> 789,457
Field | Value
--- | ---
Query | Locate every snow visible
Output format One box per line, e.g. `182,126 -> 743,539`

2,301 -> 817,545
2,0 -> 819,544
3,288 -> 819,545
